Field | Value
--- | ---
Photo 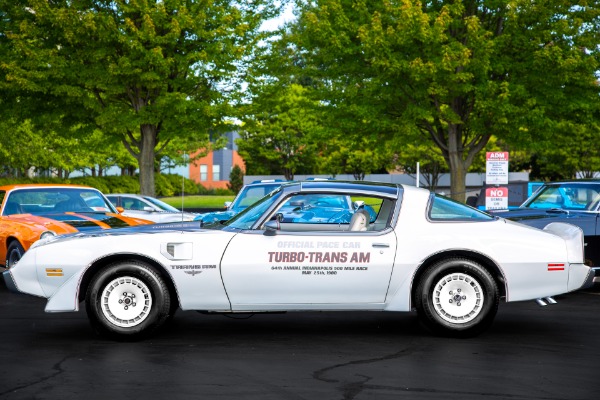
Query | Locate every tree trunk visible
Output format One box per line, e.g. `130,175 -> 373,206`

139,124 -> 158,196
283,166 -> 294,181
448,160 -> 467,201
446,124 -> 468,202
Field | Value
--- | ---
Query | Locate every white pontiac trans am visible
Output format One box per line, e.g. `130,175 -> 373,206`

3,181 -> 594,340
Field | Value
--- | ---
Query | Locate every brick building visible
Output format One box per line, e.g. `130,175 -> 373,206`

188,131 -> 245,189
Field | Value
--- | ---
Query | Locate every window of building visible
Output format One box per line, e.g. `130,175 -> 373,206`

200,165 -> 208,181
212,165 -> 220,181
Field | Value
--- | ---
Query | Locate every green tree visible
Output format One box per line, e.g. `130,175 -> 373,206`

227,164 -> 244,194
279,0 -> 600,200
1,0 -> 280,196
238,83 -> 323,180
316,136 -> 391,180
393,136 -> 449,192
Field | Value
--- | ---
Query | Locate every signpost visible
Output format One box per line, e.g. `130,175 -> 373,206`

485,152 -> 509,185
485,152 -> 509,210
485,187 -> 509,210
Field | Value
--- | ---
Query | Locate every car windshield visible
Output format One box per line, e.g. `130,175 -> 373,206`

225,188 -> 283,229
2,188 -> 116,216
521,183 -> 600,211
230,183 -> 282,211
143,196 -> 181,212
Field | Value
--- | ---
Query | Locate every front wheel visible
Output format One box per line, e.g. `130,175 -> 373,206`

6,241 -> 25,269
85,260 -> 172,341
415,258 -> 499,337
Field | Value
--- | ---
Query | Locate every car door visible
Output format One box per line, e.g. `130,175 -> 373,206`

591,212 -> 600,268
220,193 -> 398,310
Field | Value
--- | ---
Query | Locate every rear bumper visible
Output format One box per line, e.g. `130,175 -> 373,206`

568,262 -> 595,292
581,267 -> 595,290
592,266 -> 600,283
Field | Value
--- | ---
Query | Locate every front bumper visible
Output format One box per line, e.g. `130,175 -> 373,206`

2,270 -> 20,294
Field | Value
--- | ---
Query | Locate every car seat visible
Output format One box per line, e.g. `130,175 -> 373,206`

348,209 -> 370,231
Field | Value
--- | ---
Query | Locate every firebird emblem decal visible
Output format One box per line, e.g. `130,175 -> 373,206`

184,270 -> 202,276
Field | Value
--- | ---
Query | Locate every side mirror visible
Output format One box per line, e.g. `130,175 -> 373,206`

264,220 -> 279,236
224,201 -> 232,209
116,206 -> 125,213
143,206 -> 155,212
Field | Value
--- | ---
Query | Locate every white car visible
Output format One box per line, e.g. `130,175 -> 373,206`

3,181 -> 593,340
106,194 -> 197,223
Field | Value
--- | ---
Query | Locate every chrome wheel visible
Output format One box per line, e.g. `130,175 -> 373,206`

415,258 -> 499,337
6,241 -> 25,269
100,276 -> 153,328
433,272 -> 484,324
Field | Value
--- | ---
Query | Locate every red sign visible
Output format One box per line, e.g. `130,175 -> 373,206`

485,187 -> 508,210
486,152 -> 509,161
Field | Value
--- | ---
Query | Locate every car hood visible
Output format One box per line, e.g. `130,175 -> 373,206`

493,208 -> 589,218
492,208 -> 596,229
30,220 -> 224,250
7,212 -> 149,232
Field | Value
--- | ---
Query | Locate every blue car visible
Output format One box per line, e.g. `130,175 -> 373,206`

195,180 -> 287,224
275,193 -> 377,224
195,180 -> 377,225
492,180 -> 600,282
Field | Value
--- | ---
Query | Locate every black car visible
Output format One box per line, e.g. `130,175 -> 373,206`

492,180 -> 600,281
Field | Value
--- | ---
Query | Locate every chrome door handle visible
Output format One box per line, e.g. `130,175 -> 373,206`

372,243 -> 390,248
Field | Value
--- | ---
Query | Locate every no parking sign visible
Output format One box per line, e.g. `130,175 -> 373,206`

485,187 -> 508,210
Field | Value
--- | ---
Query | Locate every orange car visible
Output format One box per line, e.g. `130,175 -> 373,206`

0,184 -> 152,269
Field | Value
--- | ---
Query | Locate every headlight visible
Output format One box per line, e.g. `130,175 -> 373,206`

40,231 -> 57,240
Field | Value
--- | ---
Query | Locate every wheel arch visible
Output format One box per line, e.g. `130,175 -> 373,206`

410,250 -> 507,307
77,253 -> 179,307
5,236 -> 21,249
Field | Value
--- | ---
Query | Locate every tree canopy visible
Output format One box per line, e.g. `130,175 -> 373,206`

1,0 -> 280,195
263,0 -> 600,200
1,1 -> 599,196
238,83 -> 324,180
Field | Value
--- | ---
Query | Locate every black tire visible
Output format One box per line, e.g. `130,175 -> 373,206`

415,258 -> 499,338
85,260 -> 172,341
6,241 -> 25,269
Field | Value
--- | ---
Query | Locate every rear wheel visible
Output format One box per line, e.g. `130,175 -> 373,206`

415,258 -> 499,337
6,241 -> 25,269
86,260 -> 172,341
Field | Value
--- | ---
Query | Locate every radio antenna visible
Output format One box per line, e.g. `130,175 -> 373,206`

181,152 -> 186,222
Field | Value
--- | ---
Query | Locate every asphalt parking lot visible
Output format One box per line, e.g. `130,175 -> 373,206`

1,281 -> 599,400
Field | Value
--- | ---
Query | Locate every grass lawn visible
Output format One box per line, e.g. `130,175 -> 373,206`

161,195 -> 234,209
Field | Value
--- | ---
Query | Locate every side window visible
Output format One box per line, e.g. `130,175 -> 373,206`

123,198 -> 146,210
429,195 -> 494,221
271,193 -> 393,232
